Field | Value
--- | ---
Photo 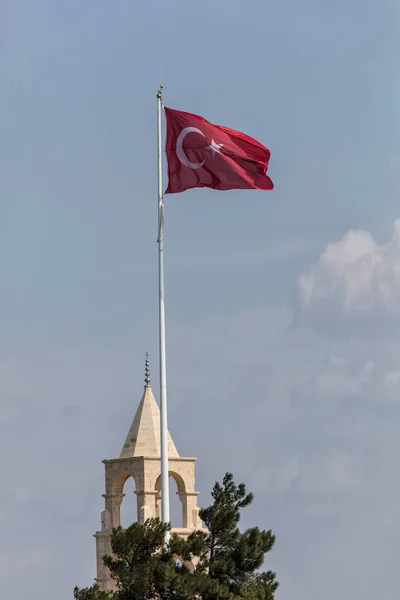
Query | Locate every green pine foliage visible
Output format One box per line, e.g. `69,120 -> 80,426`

73,584 -> 113,600
74,473 -> 278,600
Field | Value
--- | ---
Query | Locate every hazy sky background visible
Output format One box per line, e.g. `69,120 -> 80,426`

1,1 -> 400,598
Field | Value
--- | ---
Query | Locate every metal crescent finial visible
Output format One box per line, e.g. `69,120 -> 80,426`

145,352 -> 151,386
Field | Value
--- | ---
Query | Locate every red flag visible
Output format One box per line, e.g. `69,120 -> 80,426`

164,107 -> 274,195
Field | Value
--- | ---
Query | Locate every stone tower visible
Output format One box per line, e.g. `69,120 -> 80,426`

94,356 -> 203,592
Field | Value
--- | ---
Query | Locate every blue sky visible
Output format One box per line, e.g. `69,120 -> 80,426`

1,1 -> 400,598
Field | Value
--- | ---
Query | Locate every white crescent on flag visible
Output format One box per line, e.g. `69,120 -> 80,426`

176,127 -> 206,169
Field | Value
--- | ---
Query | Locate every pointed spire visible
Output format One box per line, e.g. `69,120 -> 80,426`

145,352 -> 151,387
119,357 -> 179,459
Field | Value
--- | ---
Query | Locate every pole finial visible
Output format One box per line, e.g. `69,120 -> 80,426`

145,352 -> 151,386
157,85 -> 163,100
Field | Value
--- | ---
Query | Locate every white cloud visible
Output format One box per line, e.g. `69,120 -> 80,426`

310,359 -> 374,401
383,369 -> 400,388
296,220 -> 400,317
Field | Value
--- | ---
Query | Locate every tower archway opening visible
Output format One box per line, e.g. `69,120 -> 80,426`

154,473 -> 185,529
120,475 -> 137,529
169,475 -> 183,529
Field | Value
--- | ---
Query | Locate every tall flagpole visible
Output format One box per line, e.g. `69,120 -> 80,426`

157,86 -> 170,542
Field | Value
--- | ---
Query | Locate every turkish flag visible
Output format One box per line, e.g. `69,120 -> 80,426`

164,107 -> 274,194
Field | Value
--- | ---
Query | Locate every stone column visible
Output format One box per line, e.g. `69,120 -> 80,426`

94,530 -> 114,591
184,492 -> 201,529
135,490 -> 159,522
104,492 -> 124,528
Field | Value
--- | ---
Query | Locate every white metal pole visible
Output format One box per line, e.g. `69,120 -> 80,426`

157,86 -> 170,542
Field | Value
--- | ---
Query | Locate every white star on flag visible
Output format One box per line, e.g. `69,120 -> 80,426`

206,138 -> 224,157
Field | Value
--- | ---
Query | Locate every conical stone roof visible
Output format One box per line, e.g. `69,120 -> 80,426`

120,384 -> 179,459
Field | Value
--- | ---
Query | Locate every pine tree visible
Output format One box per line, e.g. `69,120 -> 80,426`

199,473 -> 278,599
74,473 -> 278,600
73,585 -> 113,600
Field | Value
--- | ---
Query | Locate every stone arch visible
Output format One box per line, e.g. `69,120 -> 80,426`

154,471 -> 187,495
105,470 -> 140,529
150,470 -> 186,494
119,475 -> 139,528
112,470 -> 137,496
154,471 -> 187,528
